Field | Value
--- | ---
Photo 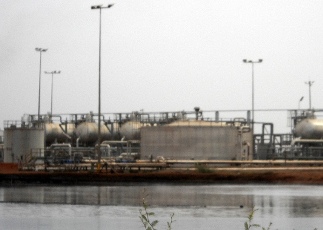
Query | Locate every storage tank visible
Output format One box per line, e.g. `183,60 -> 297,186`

74,122 -> 110,144
61,123 -> 75,138
4,127 -> 45,163
44,123 -> 75,144
119,121 -> 149,140
294,119 -> 323,139
45,123 -> 65,143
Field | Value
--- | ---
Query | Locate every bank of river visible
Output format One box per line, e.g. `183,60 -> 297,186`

1,163 -> 323,185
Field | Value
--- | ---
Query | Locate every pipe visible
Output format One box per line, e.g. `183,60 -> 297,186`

94,143 -> 111,158
50,143 -> 72,160
47,114 -> 63,123
291,138 -> 323,145
238,126 -> 251,133
61,130 -> 72,140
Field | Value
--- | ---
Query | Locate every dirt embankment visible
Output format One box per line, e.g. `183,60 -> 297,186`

1,163 -> 323,185
0,163 -> 19,174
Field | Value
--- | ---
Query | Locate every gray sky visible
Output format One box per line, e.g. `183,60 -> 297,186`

1,0 -> 323,133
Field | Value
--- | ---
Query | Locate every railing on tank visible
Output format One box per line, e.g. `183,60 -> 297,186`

4,120 -> 24,129
4,120 -> 45,129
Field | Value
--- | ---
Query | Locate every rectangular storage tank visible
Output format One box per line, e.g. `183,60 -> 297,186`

141,125 -> 253,160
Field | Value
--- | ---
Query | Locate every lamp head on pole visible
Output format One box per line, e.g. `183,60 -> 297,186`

243,59 -> 263,63
91,5 -> 102,9
91,4 -> 114,9
44,70 -> 61,74
35,48 -> 48,52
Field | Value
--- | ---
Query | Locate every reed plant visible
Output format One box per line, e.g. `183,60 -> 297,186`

139,189 -> 175,230
244,208 -> 272,230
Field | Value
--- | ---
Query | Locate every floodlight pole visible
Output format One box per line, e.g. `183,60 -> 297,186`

44,71 -> 61,116
91,4 -> 114,170
35,48 -> 48,127
243,59 -> 263,127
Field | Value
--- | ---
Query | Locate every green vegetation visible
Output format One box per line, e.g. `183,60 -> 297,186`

195,163 -> 213,173
244,208 -> 272,230
139,189 -> 175,230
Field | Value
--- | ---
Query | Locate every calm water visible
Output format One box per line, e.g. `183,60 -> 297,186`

0,184 -> 322,229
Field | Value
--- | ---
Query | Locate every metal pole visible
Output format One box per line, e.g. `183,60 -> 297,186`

51,72 -> 54,115
305,81 -> 314,110
252,62 -> 254,125
35,48 -> 47,127
243,59 -> 262,126
243,59 -> 262,159
91,4 -> 114,171
98,7 -> 102,170
38,51 -> 42,125
45,71 -> 61,117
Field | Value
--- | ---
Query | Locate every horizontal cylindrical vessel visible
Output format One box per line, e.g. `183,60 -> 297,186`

45,123 -> 75,144
119,121 -> 141,140
294,119 -> 323,139
45,123 -> 65,143
74,122 -> 110,143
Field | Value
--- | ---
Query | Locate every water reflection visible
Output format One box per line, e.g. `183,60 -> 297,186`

1,185 -> 323,229
1,184 -> 323,218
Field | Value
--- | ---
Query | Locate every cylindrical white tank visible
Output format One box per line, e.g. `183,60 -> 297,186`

74,122 -> 110,143
4,128 -> 44,163
294,119 -> 323,139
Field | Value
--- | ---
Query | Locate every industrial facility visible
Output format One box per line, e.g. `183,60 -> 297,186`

2,107 -> 323,170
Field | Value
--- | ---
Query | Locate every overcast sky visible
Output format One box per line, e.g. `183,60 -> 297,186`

1,0 -> 323,133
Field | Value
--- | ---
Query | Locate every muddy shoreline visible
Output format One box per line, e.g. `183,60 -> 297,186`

1,163 -> 323,185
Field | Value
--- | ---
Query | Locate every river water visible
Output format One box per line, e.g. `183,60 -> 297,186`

0,184 -> 322,230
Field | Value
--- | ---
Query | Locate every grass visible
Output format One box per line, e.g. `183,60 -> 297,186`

195,163 -> 213,173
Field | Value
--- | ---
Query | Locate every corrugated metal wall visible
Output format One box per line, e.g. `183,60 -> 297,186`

141,126 -> 253,160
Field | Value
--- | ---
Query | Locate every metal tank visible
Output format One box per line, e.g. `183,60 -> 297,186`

44,123 -> 75,144
119,121 -> 149,140
74,122 -> 110,143
60,123 -> 75,139
294,119 -> 323,139
4,127 -> 45,163
45,123 -> 65,143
